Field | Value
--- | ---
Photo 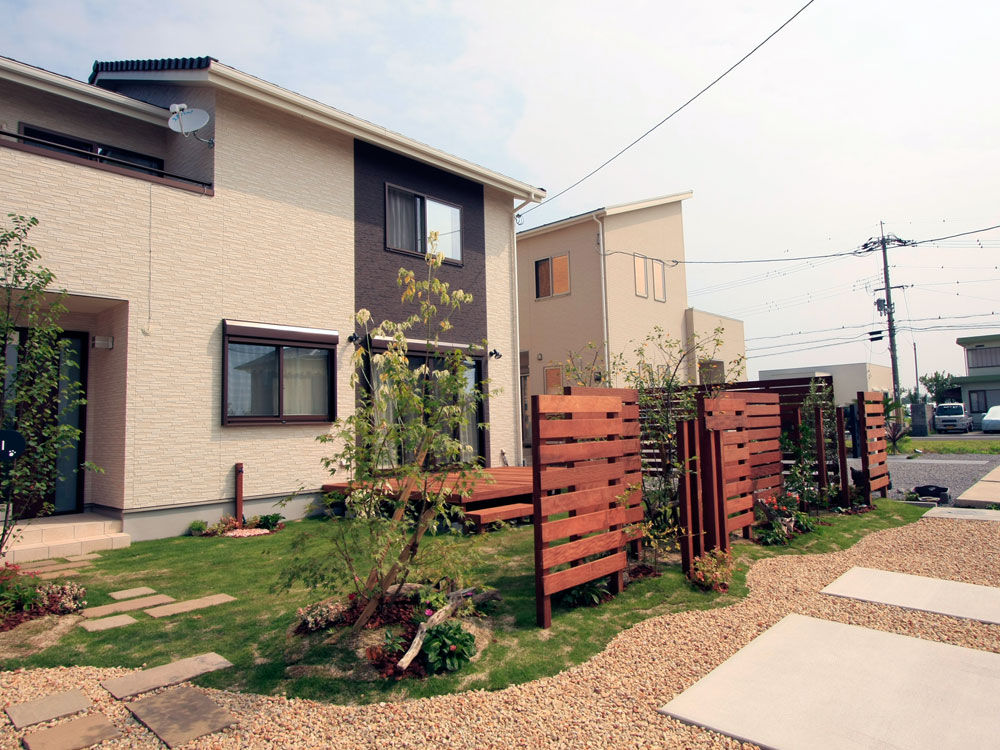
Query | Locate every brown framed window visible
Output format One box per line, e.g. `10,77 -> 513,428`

634,254 -> 648,297
222,320 -> 337,425
535,254 -> 570,298
386,184 -> 462,262
544,365 -> 563,394
651,259 -> 666,302
966,346 -> 1000,369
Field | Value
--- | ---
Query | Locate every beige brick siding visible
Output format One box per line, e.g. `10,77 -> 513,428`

1,87 -> 356,513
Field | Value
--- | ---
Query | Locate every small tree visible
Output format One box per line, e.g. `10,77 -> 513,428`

919,371 -> 957,405
284,243 -> 488,632
0,214 -> 87,558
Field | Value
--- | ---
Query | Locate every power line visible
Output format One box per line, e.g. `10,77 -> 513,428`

516,0 -> 818,220
744,311 -> 1000,341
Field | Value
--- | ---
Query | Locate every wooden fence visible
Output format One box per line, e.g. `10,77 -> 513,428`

531,391 -> 644,628
857,391 -> 889,504
676,392 -> 783,573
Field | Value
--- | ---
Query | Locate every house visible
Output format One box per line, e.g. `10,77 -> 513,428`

0,54 -> 544,551
515,194 -> 745,441
954,334 -> 1000,418
757,363 -> 892,407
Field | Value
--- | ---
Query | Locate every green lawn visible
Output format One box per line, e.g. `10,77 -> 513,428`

896,438 -> 1000,454
2,499 -> 926,704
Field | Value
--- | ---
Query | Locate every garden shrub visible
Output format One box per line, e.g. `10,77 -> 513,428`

0,564 -> 87,629
422,620 -> 476,673
296,600 -> 346,632
688,549 -> 734,592
558,577 -> 611,608
188,520 -> 208,536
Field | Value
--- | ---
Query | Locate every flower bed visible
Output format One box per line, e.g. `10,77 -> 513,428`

0,564 -> 86,632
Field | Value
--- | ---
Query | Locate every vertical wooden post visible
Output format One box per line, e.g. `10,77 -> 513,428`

530,394 -> 551,629
836,407 -> 850,507
677,419 -> 696,574
814,406 -> 828,502
235,462 -> 244,525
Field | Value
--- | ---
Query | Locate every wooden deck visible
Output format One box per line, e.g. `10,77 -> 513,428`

322,466 -> 533,531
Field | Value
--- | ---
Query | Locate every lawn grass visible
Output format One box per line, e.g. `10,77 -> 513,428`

896,437 -> 1000,454
1,499 -> 925,704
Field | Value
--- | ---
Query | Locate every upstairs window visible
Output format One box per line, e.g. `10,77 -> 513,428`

386,185 -> 462,262
634,255 -> 648,297
21,125 -> 165,177
634,255 -> 666,302
651,259 -> 666,301
967,346 -> 1000,369
535,254 -> 570,298
223,320 -> 337,425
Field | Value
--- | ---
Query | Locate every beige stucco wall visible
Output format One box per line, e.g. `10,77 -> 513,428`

1,87 -> 356,516
482,187 -> 521,465
516,218 -> 604,400
603,202 -> 689,374
757,363 -> 892,406
684,308 -> 747,384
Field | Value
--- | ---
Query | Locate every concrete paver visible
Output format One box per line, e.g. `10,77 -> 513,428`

79,614 -> 137,632
64,554 -> 101,562
36,569 -> 80,581
100,652 -> 234,699
144,593 -> 235,618
108,586 -> 156,600
4,689 -> 91,729
20,714 -> 121,750
659,614 -> 1000,749
924,507 -> 1000,521
81,594 -> 174,618
956,480 -> 1000,508
23,562 -> 91,575
126,686 -> 236,748
822,566 -> 1000,625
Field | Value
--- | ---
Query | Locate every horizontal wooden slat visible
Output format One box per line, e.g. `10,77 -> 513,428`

726,495 -> 753,515
540,505 -> 643,543
721,431 -> 748,447
747,426 -> 781,440
537,440 -> 628,464
726,511 -> 753,534
542,551 -> 627,595
750,449 -> 782,466
541,528 -> 629,568
753,474 -> 783,490
538,461 -> 624,491
868,463 -> 889,479
704,414 -> 745,430
746,402 -> 781,416
724,479 -> 753,497
537,418 -> 624,441
870,474 -> 890,491
868,439 -> 887,453
537,484 -> 623,516
536,394 -> 623,414
722,446 -> 750,464
749,438 -> 781,453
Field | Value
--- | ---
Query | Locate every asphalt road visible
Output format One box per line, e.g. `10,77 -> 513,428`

911,433 -> 999,441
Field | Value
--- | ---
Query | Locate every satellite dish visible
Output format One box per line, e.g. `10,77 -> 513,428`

168,107 -> 211,135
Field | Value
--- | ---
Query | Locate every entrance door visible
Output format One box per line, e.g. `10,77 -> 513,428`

3,330 -> 87,515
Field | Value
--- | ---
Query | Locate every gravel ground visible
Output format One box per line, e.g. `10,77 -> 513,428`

2,515 -> 999,749
858,453 -> 1000,502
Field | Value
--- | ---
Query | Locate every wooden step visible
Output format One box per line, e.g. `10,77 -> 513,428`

465,503 -> 534,532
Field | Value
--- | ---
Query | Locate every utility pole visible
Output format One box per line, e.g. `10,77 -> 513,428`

863,223 -> 912,421
913,342 -> 919,400
880,222 -> 901,412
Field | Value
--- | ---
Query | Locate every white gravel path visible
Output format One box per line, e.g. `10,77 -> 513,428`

2,515 -> 998,749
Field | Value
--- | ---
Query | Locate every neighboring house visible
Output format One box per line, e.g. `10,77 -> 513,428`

757,363 -> 892,406
516,194 -> 745,442
0,55 -> 543,543
954,334 -> 1000,418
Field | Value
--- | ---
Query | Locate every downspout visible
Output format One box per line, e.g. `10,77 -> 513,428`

593,214 -> 610,380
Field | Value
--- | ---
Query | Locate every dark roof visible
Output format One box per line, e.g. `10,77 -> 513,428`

88,57 -> 215,84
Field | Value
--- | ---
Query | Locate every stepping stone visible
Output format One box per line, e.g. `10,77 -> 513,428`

65,553 -> 101,562
822,566 -> 1000,625
100,652 -> 233,699
25,562 -> 91,575
924,507 -> 1000,522
5,689 -> 91,729
126,686 -> 236,748
37,569 -> 81,581
659,614 -> 1000,750
82,594 -> 174,618
79,614 -> 137,632
144,593 -> 236,618
21,713 -> 121,750
108,586 -> 156,600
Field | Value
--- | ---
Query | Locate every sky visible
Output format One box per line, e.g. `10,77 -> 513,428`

3,0 -> 999,391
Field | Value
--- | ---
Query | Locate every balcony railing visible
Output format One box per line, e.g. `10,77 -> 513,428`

0,128 -> 213,195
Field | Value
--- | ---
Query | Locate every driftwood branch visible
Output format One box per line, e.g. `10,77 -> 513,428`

395,588 -> 500,671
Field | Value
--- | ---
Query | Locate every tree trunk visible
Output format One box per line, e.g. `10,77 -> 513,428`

396,589 -> 500,671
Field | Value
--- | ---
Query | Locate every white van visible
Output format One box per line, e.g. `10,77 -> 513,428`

933,403 -> 974,433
